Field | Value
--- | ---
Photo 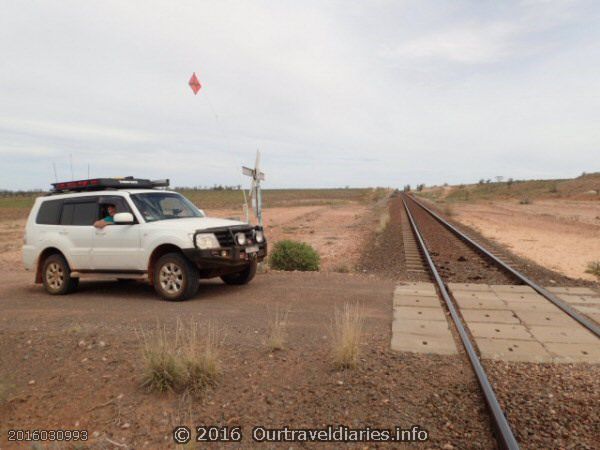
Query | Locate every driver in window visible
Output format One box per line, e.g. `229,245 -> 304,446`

94,203 -> 116,228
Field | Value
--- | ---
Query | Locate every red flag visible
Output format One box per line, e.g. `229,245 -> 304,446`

189,72 -> 201,95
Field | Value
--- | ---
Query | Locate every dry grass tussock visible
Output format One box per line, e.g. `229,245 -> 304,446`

266,305 -> 290,351
376,210 -> 390,233
330,302 -> 365,369
138,319 -> 222,395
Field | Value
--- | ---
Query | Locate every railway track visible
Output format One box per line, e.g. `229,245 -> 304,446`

399,193 -> 600,450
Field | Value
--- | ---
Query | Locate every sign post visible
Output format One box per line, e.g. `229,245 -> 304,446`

242,150 -> 265,227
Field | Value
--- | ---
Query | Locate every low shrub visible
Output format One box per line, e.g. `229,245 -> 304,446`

269,240 -> 320,271
585,261 -> 600,280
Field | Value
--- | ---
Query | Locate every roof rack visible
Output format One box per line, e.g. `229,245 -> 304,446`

50,177 -> 170,193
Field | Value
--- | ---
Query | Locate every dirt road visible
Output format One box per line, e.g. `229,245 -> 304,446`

0,271 -> 496,449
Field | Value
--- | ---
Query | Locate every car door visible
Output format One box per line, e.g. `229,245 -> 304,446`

58,197 -> 98,270
91,195 -> 142,270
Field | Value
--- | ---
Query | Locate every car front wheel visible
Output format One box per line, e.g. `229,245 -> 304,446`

153,253 -> 199,301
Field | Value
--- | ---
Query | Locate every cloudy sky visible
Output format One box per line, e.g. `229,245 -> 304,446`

1,0 -> 599,190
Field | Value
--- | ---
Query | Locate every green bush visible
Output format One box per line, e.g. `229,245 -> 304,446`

270,240 -> 320,271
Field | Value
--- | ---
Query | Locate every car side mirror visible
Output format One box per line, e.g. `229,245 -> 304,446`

113,212 -> 135,224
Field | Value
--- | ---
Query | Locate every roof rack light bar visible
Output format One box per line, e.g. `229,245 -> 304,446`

51,176 -> 170,193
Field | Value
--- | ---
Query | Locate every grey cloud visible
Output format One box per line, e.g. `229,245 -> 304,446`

1,0 -> 599,190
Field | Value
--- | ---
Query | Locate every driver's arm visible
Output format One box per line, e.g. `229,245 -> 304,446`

94,219 -> 108,228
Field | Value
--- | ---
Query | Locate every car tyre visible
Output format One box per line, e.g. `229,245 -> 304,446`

220,260 -> 257,285
42,253 -> 79,295
154,252 -> 199,301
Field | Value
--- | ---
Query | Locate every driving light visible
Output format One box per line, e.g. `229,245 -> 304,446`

235,232 -> 247,246
255,230 -> 264,243
195,233 -> 220,249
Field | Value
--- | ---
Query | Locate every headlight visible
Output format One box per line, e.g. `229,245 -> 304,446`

195,233 -> 220,249
235,232 -> 246,246
255,230 -> 264,243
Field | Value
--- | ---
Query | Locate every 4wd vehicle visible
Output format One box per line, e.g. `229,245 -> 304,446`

22,177 -> 267,301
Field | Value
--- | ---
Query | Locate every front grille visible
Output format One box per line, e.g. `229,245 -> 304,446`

212,227 -> 254,247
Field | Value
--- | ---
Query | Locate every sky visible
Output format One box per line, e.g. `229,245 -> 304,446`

1,0 -> 599,190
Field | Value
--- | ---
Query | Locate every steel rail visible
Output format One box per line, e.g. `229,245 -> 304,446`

401,196 -> 520,450
408,195 -> 600,338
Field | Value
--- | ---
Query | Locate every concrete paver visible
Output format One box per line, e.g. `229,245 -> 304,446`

541,287 -> 600,328
477,338 -> 553,363
454,296 -> 507,310
528,326 -> 598,344
391,282 -> 457,355
450,285 -> 600,363
452,291 -> 502,301
496,292 -> 548,303
396,282 -> 437,292
394,286 -> 438,297
392,318 -> 451,336
546,286 -> 597,295
447,283 -> 492,292
503,300 -> 561,313
393,283 -> 600,363
571,305 -> 600,315
461,309 -> 519,324
490,285 -> 536,294
393,294 -> 441,308
545,342 -> 600,363
393,306 -> 447,322
555,294 -> 600,305
468,323 -> 533,340
391,333 -> 457,355
515,311 -> 579,327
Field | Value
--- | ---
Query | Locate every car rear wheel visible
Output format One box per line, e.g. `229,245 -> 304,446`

153,253 -> 199,301
42,254 -> 79,295
220,260 -> 257,285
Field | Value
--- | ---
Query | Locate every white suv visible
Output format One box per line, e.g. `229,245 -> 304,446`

22,177 -> 267,301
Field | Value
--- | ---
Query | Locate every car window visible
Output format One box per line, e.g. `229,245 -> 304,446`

98,196 -> 134,223
72,202 -> 98,225
60,200 -> 99,226
36,199 -> 63,225
131,193 -> 204,222
60,203 -> 75,225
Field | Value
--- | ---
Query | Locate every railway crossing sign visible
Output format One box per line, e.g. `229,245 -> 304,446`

242,150 -> 265,226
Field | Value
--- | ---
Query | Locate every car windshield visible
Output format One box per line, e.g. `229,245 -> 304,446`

130,192 -> 204,222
